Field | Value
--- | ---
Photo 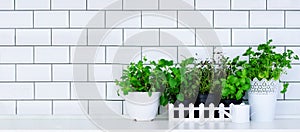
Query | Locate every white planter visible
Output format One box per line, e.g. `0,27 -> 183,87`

248,78 -> 279,122
124,92 -> 160,121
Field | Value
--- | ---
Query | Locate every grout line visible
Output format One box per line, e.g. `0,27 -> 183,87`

87,64 -> 89,81
230,0 -> 232,10
176,46 -> 179,63
121,0 -> 124,10
33,82 -> 36,99
51,64 -> 53,81
104,46 -> 107,63
158,28 -> 161,46
104,11 -> 106,28
194,28 -> 196,46
87,100 -> 90,115
266,28 -> 269,41
266,0 -> 268,10
33,11 -> 35,28
3,9 -> 300,11
15,101 -> 17,115
194,0 -> 196,10
248,10 -> 250,28
105,82 -> 108,100
33,46 -> 35,63
86,29 -> 89,45
50,0 -> 52,10
14,0 -> 16,10
15,64 -> 17,81
14,28 -> 17,46
230,28 -> 233,46
51,100 -> 54,115
141,10 -> 142,28
212,11 -> 215,28
85,0 -> 88,10
50,29 -> 53,46
68,10 -> 70,28
68,46 -> 71,63
0,27 -> 299,29
176,10 -> 178,28
69,82 -> 71,99
158,0 -> 160,10
284,10 -> 286,28
122,28 -> 124,45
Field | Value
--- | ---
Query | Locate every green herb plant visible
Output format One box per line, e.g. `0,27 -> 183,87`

221,55 -> 251,100
242,39 -> 299,93
116,57 -> 155,97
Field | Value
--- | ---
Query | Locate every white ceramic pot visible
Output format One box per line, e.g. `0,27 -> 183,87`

124,92 -> 161,121
248,78 -> 279,122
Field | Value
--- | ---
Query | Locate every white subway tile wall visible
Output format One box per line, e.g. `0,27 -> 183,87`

0,0 -> 299,116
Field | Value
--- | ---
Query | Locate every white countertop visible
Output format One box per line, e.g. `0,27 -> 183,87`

1,115 -> 300,131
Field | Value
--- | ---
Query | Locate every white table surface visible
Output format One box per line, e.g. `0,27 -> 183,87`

0,115 -> 300,132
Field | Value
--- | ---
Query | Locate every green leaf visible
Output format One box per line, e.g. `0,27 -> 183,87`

280,83 -> 289,93
176,93 -> 184,102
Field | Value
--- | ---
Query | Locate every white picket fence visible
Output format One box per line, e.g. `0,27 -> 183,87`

168,103 -> 233,121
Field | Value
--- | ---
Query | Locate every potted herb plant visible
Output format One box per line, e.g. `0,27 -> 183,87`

220,55 -> 251,106
153,57 -> 197,107
242,39 -> 299,122
115,57 -> 161,121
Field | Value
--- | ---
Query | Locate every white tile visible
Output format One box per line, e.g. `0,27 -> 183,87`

0,65 -> 15,81
178,11 -> 213,28
35,83 -> 70,99
276,101 -> 300,115
16,29 -> 51,45
231,0 -> 266,10
71,83 -> 105,99
34,11 -> 68,28
219,47 -> 249,59
142,11 -> 177,28
17,65 -> 51,81
89,101 -> 122,115
35,47 -> 69,63
124,0 -> 158,9
0,83 -> 33,99
268,29 -> 300,45
214,11 -> 248,28
285,83 -> 300,99
0,29 -> 14,45
70,46 -> 105,63
53,64 -> 87,81
286,11 -> 300,28
53,101 -> 88,115
88,29 -> 122,45
124,29 -> 159,46
250,11 -> 284,28
106,11 -> 141,28
51,0 -> 86,10
196,0 -> 230,9
232,29 -> 266,45
178,47 -> 213,62
52,29 -> 87,45
106,47 -> 141,64
0,0 -> 14,10
17,101 -> 51,115
196,29 -> 231,46
87,0 -> 122,10
159,0 -> 194,10
88,64 -> 122,81
142,47 -> 177,63
107,83 -> 123,100
0,101 -> 15,115
16,0 -> 50,10
268,0 -> 300,10
0,47 -> 33,63
281,65 -> 300,81
70,11 -> 104,28
160,29 -> 195,46
0,11 -> 32,28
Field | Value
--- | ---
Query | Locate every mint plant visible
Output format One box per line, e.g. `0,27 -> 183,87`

242,39 -> 299,93
221,56 -> 251,100
116,57 -> 155,97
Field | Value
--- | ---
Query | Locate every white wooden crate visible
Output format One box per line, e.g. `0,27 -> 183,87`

168,103 -> 233,122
